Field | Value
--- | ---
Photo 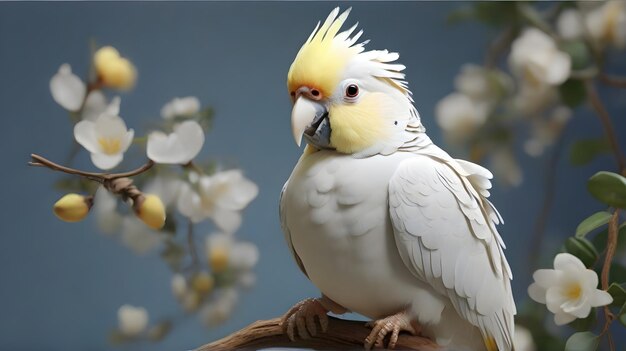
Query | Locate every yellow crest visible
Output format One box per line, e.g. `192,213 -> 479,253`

287,8 -> 363,98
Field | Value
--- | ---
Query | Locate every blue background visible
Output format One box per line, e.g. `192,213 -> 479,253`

1,2 -> 625,350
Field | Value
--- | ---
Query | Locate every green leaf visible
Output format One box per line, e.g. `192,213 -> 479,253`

576,211 -> 612,238
587,171 -> 626,208
610,264 -> 626,284
559,79 -> 587,107
565,332 -> 599,351
608,283 -> 626,307
619,304 -> 626,327
591,224 -> 626,252
473,2 -> 520,27
561,40 -> 591,70
569,139 -> 611,166
564,237 -> 598,268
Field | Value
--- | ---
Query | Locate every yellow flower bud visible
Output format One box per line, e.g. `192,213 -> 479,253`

53,193 -> 92,222
191,272 -> 215,295
94,46 -> 137,90
209,246 -> 230,273
135,194 -> 166,230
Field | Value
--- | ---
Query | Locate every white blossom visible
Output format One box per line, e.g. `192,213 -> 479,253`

585,0 -> 626,49
171,274 -> 187,299
144,176 -> 183,208
557,9 -> 585,40
454,64 -> 511,102
528,253 -> 613,325
117,305 -> 149,336
50,64 -> 86,112
201,288 -> 238,327
509,28 -> 571,87
93,186 -> 122,234
513,325 -> 536,351
120,216 -> 163,255
524,106 -> 572,157
161,96 -> 201,120
205,232 -> 260,272
513,82 -> 559,117
435,92 -> 489,144
74,112 -> 134,170
147,120 -> 205,165
81,91 -> 120,121
177,170 -> 258,232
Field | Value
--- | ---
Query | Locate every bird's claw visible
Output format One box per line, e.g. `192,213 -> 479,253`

280,298 -> 329,341
364,311 -> 420,350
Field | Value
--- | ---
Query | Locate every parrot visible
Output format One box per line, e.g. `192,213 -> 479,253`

279,7 -> 516,351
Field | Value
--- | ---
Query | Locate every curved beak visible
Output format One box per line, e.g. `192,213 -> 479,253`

291,97 -> 327,147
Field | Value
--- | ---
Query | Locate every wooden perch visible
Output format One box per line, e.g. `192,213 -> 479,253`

195,316 -> 439,350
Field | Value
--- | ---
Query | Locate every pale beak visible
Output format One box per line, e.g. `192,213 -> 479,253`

291,97 -> 327,147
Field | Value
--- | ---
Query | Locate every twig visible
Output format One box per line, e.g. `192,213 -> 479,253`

585,80 -> 626,173
29,153 -> 154,181
600,73 -> 626,89
599,210 -> 619,350
484,26 -> 516,69
194,316 -> 438,351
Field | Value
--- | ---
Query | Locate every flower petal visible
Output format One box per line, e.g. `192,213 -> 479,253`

588,290 -> 613,307
528,283 -> 547,304
50,63 -> 86,111
147,121 -> 204,164
212,207 -> 242,233
95,114 -> 128,139
81,91 -> 108,121
554,311 -> 576,326
546,286 -> 568,313
532,269 -> 560,288
91,152 -> 123,170
554,253 -> 585,272
177,184 -> 206,222
74,120 -> 100,153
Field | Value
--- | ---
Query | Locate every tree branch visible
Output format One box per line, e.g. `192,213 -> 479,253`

29,153 -> 154,181
195,317 -> 439,351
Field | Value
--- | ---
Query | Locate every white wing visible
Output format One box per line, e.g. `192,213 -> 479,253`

280,180 -> 308,277
388,154 -> 515,351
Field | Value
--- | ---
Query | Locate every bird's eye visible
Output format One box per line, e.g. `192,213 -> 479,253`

345,84 -> 359,98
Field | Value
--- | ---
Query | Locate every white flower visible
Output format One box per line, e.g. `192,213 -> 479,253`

523,106 -> 572,157
454,64 -> 511,102
117,305 -> 149,336
93,186 -> 122,234
81,92 -> 120,121
177,170 -> 258,232
528,253 -> 613,325
205,232 -> 259,272
147,121 -> 205,164
491,149 -> 523,187
513,83 -> 559,117
509,28 -> 571,87
557,9 -> 585,40
237,271 -> 257,289
513,325 -> 536,351
161,96 -> 201,120
74,112 -> 134,170
435,92 -> 489,144
585,0 -> 626,49
50,64 -> 86,112
171,274 -> 187,299
201,288 -> 238,327
144,176 -> 183,208
120,216 -> 163,255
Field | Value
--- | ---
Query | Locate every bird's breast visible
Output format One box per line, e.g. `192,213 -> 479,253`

283,150 -> 420,318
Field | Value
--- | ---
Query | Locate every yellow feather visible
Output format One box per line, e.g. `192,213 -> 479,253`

484,335 -> 498,351
328,93 -> 391,154
287,8 -> 358,97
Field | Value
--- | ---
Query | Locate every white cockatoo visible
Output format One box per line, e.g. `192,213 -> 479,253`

279,8 -> 516,351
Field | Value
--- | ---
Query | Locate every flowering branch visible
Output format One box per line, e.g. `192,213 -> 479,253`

29,153 -> 155,181
194,316 -> 438,351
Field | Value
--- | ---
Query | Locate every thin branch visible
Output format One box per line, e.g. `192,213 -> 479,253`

484,26 -> 516,69
195,316 -> 438,351
29,153 -> 154,181
600,73 -> 626,89
600,210 -> 619,351
585,80 -> 626,173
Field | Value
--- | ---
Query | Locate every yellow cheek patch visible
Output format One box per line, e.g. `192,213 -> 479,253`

328,93 -> 391,154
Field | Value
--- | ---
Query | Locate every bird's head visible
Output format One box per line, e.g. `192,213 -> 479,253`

287,7 -> 421,156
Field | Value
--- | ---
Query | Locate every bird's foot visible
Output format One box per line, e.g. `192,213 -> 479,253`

280,298 -> 329,341
364,310 -> 421,350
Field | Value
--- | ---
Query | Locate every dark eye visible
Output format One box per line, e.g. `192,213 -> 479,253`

345,84 -> 359,98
